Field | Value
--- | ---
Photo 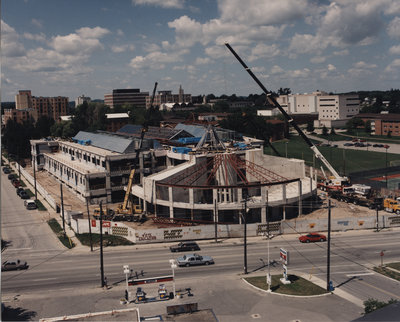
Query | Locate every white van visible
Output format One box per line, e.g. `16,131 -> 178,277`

24,200 -> 37,210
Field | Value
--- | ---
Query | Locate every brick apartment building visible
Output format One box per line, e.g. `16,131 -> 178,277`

3,90 -> 69,125
355,113 -> 400,136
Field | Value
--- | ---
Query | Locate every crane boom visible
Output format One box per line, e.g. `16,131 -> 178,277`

225,43 -> 345,182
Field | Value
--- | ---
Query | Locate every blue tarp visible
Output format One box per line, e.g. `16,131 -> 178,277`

176,137 -> 201,144
172,147 -> 192,154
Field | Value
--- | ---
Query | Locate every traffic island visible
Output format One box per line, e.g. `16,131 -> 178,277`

244,274 -> 329,296
373,262 -> 400,281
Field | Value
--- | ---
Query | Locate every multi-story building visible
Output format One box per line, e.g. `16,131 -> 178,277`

2,108 -> 32,125
5,90 -> 69,124
276,91 -> 360,128
146,85 -> 192,109
104,89 -> 149,109
105,113 -> 130,132
75,95 -> 91,107
356,113 -> 400,136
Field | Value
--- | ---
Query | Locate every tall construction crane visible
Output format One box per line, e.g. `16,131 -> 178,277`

225,43 -> 349,190
115,82 -> 158,217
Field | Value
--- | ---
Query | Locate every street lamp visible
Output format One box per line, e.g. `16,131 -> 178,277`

169,259 -> 177,297
123,265 -> 130,301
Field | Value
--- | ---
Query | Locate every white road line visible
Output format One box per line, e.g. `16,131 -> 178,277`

32,278 -> 58,282
5,247 -> 33,251
346,272 -> 375,277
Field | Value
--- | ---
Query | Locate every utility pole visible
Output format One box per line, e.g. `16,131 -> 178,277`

99,202 -> 105,288
86,197 -> 93,251
242,193 -> 249,275
376,206 -> 379,232
327,199 -> 331,291
214,198 -> 218,243
60,183 -> 66,236
33,156 -> 38,201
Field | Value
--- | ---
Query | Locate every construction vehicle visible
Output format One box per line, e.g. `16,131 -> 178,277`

383,198 -> 400,214
328,188 -> 383,210
114,82 -> 158,221
225,43 -> 350,191
93,207 -> 115,220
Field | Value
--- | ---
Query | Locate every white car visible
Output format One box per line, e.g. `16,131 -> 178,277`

176,253 -> 214,267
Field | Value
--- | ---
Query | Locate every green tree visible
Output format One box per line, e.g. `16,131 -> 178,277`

322,125 -> 329,136
330,127 -> 336,135
365,120 -> 372,134
306,121 -> 314,133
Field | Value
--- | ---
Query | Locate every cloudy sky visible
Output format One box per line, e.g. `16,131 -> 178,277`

2,0 -> 400,102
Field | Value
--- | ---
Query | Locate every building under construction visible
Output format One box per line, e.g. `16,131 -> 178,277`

31,124 -> 317,224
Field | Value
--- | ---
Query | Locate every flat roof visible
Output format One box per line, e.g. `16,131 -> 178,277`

44,152 -> 105,174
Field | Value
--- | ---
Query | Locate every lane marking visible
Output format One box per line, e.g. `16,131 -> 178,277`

32,278 -> 58,282
346,273 -> 375,277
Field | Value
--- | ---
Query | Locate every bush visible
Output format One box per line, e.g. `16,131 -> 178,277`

76,233 -> 134,247
363,298 -> 398,315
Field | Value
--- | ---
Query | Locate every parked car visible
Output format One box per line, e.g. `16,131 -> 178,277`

19,190 -> 30,199
299,233 -> 327,243
1,259 -> 29,271
176,253 -> 214,267
344,143 -> 354,146
11,179 -> 21,188
7,174 -> 16,180
372,144 -> 380,147
24,200 -> 37,210
170,241 -> 200,252
383,144 -> 390,149
16,187 -> 24,195
2,167 -> 11,174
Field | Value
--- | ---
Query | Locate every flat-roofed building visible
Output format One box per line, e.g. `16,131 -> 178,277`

105,89 -> 149,108
146,86 -> 192,109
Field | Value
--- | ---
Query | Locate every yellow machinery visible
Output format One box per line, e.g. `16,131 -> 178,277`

384,198 -> 400,214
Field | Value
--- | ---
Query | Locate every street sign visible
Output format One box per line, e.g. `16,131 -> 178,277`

280,248 -> 289,265
102,221 -> 111,228
91,219 -> 96,227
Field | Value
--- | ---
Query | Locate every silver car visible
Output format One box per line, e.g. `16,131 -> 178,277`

176,253 -> 214,267
2,259 -> 29,271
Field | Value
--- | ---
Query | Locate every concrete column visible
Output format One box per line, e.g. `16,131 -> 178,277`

105,157 -> 112,203
189,188 -> 194,221
213,189 -> 218,222
261,186 -> 267,223
168,186 -> 174,219
298,180 -> 302,216
282,184 -> 287,221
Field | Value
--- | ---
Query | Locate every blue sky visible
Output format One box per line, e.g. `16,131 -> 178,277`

2,0 -> 400,102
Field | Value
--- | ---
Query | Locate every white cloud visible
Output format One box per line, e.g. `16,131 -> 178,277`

289,33 -> 329,54
310,56 -> 326,64
129,49 -> 188,71
50,26 -> 110,55
348,60 -> 378,76
292,68 -> 311,78
270,65 -> 284,75
218,0 -> 309,25
389,45 -> 400,55
387,17 -> 400,38
117,29 -> 124,36
384,58 -> 400,73
195,57 -> 211,65
111,44 -> 135,53
31,18 -> 43,28
327,64 -> 336,71
1,20 -> 26,57
248,44 -> 280,62
333,49 -> 349,56
132,0 -> 185,9
23,32 -> 46,42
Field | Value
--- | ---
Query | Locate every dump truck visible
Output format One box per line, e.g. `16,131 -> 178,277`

383,198 -> 400,214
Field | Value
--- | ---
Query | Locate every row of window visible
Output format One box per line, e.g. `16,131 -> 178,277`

60,146 -> 106,168
47,158 -> 86,186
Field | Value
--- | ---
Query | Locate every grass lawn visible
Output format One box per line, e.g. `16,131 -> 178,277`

266,136 -> 400,175
373,265 -> 400,282
387,262 -> 400,270
47,218 -> 75,249
76,233 -> 134,247
245,274 -> 328,296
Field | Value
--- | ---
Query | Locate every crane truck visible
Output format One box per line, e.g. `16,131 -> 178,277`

225,43 -> 351,191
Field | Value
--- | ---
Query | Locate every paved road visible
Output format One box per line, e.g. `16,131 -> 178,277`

1,171 -> 64,253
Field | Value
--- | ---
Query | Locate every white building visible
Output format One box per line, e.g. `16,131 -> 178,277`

276,91 -> 360,128
76,95 -> 91,107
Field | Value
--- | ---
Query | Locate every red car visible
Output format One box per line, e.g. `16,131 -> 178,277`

299,233 -> 327,243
